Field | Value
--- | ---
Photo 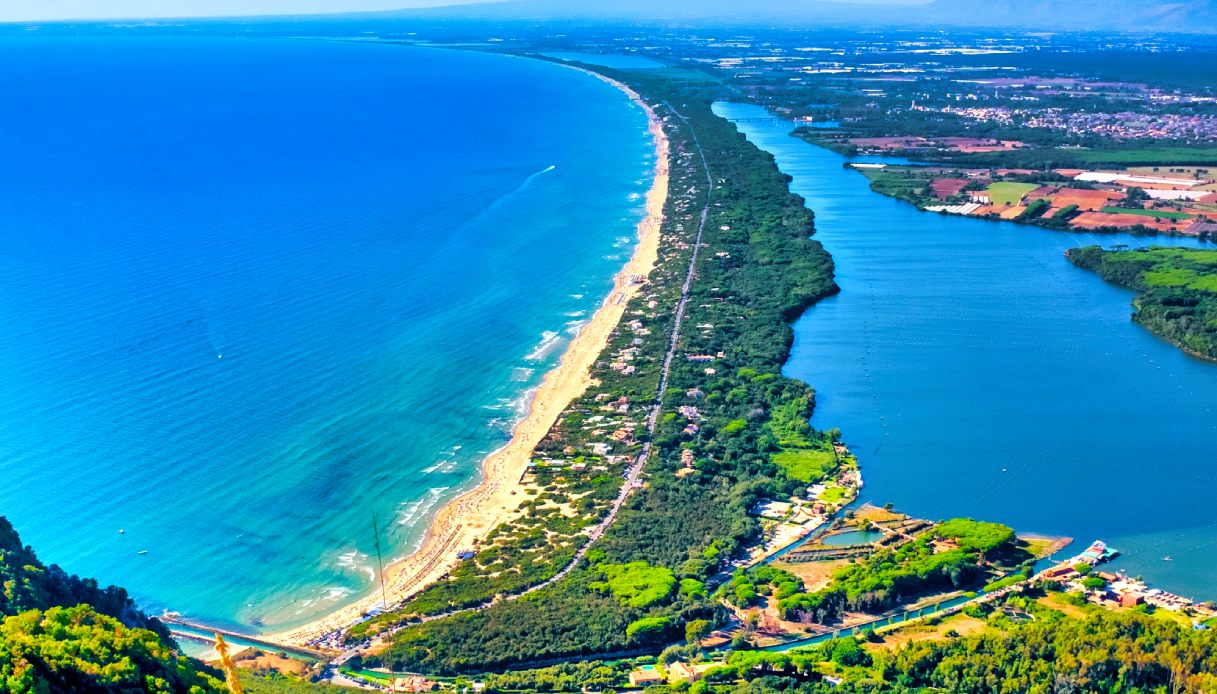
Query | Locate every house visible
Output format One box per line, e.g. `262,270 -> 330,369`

1120,592 -> 1145,608
667,662 -> 714,684
629,665 -> 665,687
1043,564 -> 1075,580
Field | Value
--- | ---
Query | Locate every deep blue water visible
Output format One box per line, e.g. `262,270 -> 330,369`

718,102 -> 1217,601
0,36 -> 652,631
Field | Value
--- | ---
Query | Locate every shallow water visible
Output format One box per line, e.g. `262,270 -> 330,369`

0,36 -> 652,631
717,101 -> 1217,601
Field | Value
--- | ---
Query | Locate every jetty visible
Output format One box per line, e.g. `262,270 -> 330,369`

161,615 -> 330,660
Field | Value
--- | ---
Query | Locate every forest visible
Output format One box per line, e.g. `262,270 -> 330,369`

1069,246 -> 1217,359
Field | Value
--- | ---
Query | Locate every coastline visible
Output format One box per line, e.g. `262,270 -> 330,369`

268,69 -> 670,648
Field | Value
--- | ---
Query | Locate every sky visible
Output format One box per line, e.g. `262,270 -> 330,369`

0,0 -> 454,21
0,0 -> 912,22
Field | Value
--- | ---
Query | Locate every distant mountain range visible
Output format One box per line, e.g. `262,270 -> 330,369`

397,0 -> 1217,33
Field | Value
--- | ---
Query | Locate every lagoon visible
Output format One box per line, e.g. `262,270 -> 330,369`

718,102 -> 1217,601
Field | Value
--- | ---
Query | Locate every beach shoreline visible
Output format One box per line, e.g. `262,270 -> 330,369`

266,68 -> 670,648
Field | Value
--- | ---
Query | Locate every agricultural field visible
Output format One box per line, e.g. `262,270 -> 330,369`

1100,206 -> 1195,220
987,181 -> 1039,205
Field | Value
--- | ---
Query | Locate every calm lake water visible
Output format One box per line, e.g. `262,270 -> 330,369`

0,36 -> 652,631
717,102 -> 1217,601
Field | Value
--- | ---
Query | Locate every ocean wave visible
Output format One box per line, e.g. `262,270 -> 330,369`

336,550 -> 375,583
511,366 -> 535,381
525,330 -> 564,361
564,319 -> 587,336
396,486 -> 450,530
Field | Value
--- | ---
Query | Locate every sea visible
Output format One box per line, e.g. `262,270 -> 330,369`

0,35 -> 653,632
718,102 -> 1217,602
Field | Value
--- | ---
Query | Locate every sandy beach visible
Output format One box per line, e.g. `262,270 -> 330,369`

269,70 -> 670,648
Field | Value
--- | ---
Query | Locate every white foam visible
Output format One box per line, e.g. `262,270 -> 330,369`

525,330 -> 564,361
396,486 -> 450,529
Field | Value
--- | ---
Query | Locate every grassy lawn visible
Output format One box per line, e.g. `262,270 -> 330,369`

773,448 -> 837,483
343,669 -> 393,684
1100,206 -> 1195,220
1038,592 -> 1098,621
868,613 -> 990,652
819,485 -> 847,504
987,182 -> 1039,205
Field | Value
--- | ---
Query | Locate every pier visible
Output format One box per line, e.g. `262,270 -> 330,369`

161,616 -> 330,660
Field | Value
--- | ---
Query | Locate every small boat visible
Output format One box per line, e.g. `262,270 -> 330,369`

216,354 -> 223,360
1164,556 -> 1174,562
138,550 -> 148,555
118,529 -> 125,534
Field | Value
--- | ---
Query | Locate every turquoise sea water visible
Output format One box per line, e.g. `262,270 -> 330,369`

719,102 -> 1217,601
0,36 -> 652,631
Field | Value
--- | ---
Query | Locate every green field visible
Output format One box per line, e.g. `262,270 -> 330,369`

1100,206 -> 1195,220
819,485 -> 847,504
987,182 -> 1039,205
772,448 -> 837,483
1080,147 -> 1217,166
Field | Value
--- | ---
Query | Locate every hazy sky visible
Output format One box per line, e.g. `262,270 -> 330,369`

1,0 -> 914,22
0,0 -> 455,21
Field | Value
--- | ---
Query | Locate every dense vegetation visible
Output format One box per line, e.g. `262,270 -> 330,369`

719,519 -> 1014,627
475,609 -> 1217,693
1070,246 -> 1217,359
368,61 -> 840,674
0,517 -> 223,693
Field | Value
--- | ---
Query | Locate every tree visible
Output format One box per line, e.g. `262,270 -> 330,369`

685,619 -> 712,648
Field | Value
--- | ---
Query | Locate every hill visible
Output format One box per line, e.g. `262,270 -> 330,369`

0,516 -> 223,693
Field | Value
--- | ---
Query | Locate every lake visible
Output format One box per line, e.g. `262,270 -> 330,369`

717,102 -> 1217,601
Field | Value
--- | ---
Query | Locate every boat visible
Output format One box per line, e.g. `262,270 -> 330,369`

138,550 -> 148,555
1164,556 -> 1174,562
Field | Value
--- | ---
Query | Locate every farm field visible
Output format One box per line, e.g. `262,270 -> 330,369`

1099,206 -> 1195,220
987,182 -> 1039,205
